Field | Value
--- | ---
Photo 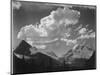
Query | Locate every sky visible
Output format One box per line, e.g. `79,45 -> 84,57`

12,0 -> 96,50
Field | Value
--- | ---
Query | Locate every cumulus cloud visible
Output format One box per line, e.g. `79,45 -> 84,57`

79,28 -> 87,34
77,27 -> 95,39
60,24 -> 95,48
17,24 -> 38,40
39,7 -> 80,30
12,1 -> 21,10
52,7 -> 80,24
18,7 -> 80,40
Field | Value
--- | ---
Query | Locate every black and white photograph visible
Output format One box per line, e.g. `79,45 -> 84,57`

11,0 -> 96,74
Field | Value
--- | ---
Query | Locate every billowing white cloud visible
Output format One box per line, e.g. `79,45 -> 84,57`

17,24 -> 38,40
79,28 -> 87,34
78,30 -> 95,39
17,7 -> 80,40
39,7 -> 80,30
